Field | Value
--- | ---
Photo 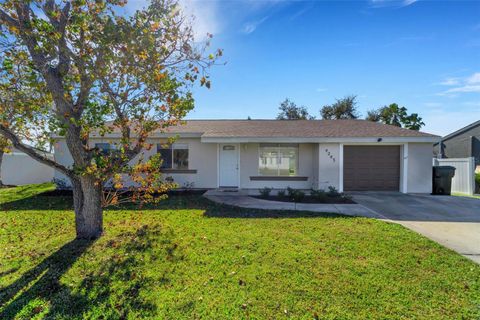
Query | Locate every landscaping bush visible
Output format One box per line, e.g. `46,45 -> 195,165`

327,186 -> 340,197
292,190 -> 305,202
286,187 -> 305,202
277,189 -> 286,197
259,187 -> 272,198
476,172 -> 480,193
341,193 -> 353,201
310,189 -> 327,200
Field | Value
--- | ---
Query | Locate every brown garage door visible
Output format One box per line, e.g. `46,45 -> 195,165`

344,146 -> 400,191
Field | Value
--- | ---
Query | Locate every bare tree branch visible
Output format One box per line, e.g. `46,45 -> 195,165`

0,8 -> 18,27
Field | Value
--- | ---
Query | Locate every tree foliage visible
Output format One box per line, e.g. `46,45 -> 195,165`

320,95 -> 359,120
276,98 -> 314,120
366,103 -> 425,130
0,56 -> 52,185
0,0 -> 220,238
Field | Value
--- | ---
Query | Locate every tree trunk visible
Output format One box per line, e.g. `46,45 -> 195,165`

0,150 -> 3,186
71,176 -> 103,239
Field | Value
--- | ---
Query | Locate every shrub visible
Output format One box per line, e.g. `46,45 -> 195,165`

259,187 -> 272,198
290,190 -> 305,202
286,187 -> 305,202
277,189 -> 286,197
327,186 -> 340,197
310,189 -> 327,200
476,173 -> 480,193
340,193 -> 353,201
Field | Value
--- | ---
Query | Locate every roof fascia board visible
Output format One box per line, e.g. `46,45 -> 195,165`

200,136 -> 440,143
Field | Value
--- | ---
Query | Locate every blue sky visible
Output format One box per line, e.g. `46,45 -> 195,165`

170,0 -> 479,135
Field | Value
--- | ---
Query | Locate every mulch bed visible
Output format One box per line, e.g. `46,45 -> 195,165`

252,195 -> 355,204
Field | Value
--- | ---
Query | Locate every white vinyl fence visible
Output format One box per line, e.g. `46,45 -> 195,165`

433,157 -> 476,195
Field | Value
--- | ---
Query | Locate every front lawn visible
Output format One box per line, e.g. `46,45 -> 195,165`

1,184 -> 479,319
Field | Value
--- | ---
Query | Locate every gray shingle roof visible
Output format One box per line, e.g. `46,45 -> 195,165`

165,119 -> 438,138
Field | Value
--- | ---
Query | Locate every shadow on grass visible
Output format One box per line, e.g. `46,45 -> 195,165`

202,204 -> 346,219
0,224 -> 168,319
1,190 -> 349,219
0,239 -> 94,319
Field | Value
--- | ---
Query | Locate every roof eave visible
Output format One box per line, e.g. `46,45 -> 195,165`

200,136 -> 440,144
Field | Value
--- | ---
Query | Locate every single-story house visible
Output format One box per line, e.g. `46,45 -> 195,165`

1,147 -> 55,185
54,119 -> 439,193
433,120 -> 480,171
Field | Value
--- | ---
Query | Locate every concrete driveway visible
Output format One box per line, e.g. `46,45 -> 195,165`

351,192 -> 480,264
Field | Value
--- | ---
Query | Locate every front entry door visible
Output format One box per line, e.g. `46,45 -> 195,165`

219,144 -> 239,187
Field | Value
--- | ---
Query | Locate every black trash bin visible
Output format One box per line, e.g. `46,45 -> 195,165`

432,166 -> 456,195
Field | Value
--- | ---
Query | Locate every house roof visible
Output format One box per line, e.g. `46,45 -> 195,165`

434,120 -> 480,145
164,119 -> 438,139
61,119 -> 438,143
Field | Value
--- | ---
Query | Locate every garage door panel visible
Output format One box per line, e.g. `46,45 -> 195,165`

343,146 -> 400,191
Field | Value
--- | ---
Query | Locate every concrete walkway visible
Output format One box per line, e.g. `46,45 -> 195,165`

203,189 -> 380,218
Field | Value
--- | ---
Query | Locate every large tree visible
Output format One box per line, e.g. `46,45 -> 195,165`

320,95 -> 359,120
276,98 -> 314,120
366,103 -> 425,130
0,0 -> 220,239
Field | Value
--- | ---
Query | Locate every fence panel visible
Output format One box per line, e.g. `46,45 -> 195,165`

433,157 -> 475,195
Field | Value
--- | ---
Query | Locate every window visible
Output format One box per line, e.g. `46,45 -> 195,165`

95,143 -> 113,155
259,144 -> 298,176
157,143 -> 189,170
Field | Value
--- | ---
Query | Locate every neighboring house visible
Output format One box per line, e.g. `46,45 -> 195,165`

53,120 -> 439,193
434,120 -> 480,171
1,147 -> 55,185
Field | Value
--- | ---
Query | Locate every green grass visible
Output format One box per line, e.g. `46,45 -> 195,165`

453,192 -> 480,199
1,184 -> 479,319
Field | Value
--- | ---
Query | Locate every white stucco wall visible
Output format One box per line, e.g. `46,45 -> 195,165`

53,138 -> 434,193
1,152 -> 54,185
54,138 -> 217,188
239,143 -> 315,189
407,143 -> 433,193
318,143 -> 340,190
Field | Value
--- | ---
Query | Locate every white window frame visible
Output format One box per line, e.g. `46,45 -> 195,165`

258,143 -> 299,176
157,143 -> 189,170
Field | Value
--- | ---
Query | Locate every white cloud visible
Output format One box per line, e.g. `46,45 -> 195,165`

438,77 -> 460,86
241,16 -> 269,34
120,1 -> 219,41
466,72 -> 480,84
369,0 -> 418,8
445,85 -> 480,94
438,72 -> 480,95
179,0 -> 220,40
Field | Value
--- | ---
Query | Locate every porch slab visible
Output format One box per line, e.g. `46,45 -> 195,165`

203,190 -> 380,218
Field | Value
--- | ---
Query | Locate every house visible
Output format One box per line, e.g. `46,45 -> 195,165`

53,119 -> 439,193
1,147 -> 55,185
434,120 -> 480,171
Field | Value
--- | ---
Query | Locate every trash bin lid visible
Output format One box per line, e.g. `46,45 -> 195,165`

433,166 -> 456,177
433,166 -> 456,171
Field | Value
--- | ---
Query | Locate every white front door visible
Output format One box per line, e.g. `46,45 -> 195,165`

219,144 -> 239,187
